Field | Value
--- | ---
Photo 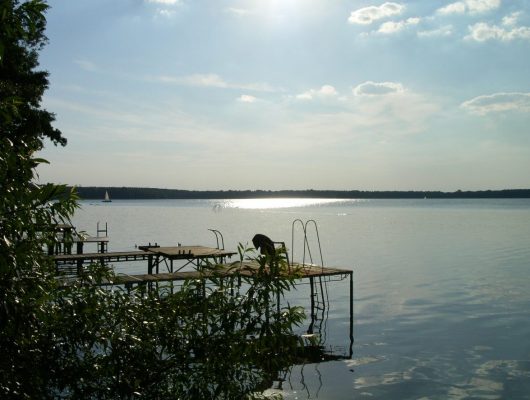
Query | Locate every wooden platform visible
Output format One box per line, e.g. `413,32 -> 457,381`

101,261 -> 352,286
53,250 -> 150,264
140,245 -> 236,260
73,236 -> 110,244
53,246 -> 235,264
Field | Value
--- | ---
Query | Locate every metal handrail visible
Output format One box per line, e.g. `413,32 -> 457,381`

208,229 -> 225,250
291,219 -> 324,270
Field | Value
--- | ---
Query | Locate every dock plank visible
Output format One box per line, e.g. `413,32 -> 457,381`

53,251 -> 150,263
143,245 -> 236,259
102,261 -> 352,286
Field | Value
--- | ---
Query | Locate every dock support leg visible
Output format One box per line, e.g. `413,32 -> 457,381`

276,291 -> 280,317
349,271 -> 354,357
77,258 -> 83,275
308,276 -> 315,334
148,255 -> 153,274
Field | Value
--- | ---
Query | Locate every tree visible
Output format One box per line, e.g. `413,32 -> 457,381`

1,2 -> 305,398
0,1 -> 78,397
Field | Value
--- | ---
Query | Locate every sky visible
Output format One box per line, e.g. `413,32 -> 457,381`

37,0 -> 530,191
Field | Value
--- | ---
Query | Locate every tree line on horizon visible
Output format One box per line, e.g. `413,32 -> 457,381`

71,186 -> 530,200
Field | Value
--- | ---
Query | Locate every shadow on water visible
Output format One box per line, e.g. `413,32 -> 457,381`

262,286 -> 354,399
260,342 -> 354,399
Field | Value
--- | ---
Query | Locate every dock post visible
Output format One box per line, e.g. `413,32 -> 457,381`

77,258 -> 83,275
349,271 -> 354,355
308,276 -> 315,334
148,254 -> 153,274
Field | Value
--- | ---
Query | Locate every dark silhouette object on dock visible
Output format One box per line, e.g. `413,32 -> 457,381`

252,234 -> 275,256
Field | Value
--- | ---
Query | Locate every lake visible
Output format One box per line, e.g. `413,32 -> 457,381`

72,198 -> 530,399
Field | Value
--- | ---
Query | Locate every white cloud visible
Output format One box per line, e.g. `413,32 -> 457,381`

238,94 -> 257,103
437,2 -> 467,15
437,0 -> 500,15
502,11 -> 521,27
461,92 -> 530,115
466,22 -> 530,41
286,88 -> 440,144
418,25 -> 453,37
145,0 -> 181,18
378,17 -> 420,34
353,81 -> 405,96
152,73 -> 281,92
296,85 -> 338,100
348,2 -> 404,25
146,0 -> 180,4
178,73 -> 228,88
157,9 -> 176,18
466,0 -> 501,13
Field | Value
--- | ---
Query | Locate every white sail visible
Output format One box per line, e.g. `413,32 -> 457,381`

103,190 -> 111,202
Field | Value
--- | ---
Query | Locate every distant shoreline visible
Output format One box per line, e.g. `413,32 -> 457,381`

69,186 -> 530,200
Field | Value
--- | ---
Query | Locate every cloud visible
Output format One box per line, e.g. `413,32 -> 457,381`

348,2 -> 404,25
353,81 -> 405,96
146,0 -> 180,4
502,12 -> 522,27
466,22 -> 530,41
437,0 -> 500,15
461,92 -> 530,115
437,2 -> 466,15
286,88 -> 441,144
176,73 -> 228,88
296,85 -> 338,100
378,17 -> 420,34
465,0 -> 501,13
152,73 -> 281,92
237,94 -> 257,103
418,25 -> 453,37
145,0 -> 181,18
157,9 -> 176,18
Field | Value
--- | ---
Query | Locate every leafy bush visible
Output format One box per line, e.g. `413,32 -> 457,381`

1,2 -> 305,398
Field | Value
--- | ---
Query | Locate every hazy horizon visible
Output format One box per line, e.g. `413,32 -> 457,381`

38,0 -> 530,191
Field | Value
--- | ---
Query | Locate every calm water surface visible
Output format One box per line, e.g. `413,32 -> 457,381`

72,198 -> 530,399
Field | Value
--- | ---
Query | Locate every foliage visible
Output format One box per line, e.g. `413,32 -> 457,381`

0,0 -> 77,397
45,250 -> 304,399
1,2 -> 306,399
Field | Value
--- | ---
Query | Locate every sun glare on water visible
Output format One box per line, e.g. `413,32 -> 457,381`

222,198 -> 343,210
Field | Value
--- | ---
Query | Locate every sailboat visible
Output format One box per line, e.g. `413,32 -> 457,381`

102,190 -> 112,203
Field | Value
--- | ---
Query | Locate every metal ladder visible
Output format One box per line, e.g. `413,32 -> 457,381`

208,229 -> 225,249
96,221 -> 108,237
291,219 -> 329,342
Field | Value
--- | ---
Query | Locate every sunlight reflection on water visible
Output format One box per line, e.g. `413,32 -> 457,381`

219,198 -> 345,209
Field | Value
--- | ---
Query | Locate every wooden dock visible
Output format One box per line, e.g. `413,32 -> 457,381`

52,240 -> 354,356
53,245 -> 237,273
100,261 -> 352,286
53,250 -> 149,264
97,259 -> 355,356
